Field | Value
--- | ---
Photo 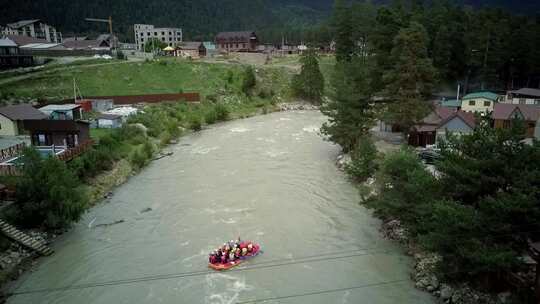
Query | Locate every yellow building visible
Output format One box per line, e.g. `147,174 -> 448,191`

460,91 -> 500,114
0,104 -> 46,136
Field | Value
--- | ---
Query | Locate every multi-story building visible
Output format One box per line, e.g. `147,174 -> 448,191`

504,88 -> 540,106
134,24 -> 182,51
215,31 -> 258,52
2,19 -> 62,43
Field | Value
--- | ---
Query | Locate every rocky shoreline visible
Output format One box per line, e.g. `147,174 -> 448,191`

380,219 -> 507,304
334,151 -> 508,304
276,102 -> 319,111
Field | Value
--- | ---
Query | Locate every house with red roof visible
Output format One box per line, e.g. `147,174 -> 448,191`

408,107 -> 476,147
492,103 -> 540,138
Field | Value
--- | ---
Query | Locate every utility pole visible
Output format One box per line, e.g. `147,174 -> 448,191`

481,31 -> 490,90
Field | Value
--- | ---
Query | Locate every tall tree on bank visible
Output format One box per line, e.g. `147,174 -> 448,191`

321,58 -> 375,152
382,21 -> 437,131
333,0 -> 354,62
292,49 -> 325,103
370,6 -> 406,92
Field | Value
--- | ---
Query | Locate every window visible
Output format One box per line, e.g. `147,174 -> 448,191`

243,43 -> 246,48
161,31 -> 165,35
169,37 -> 172,41
469,100 -> 476,106
177,32 -> 181,36
141,38 -> 144,42
483,101 -> 490,107
235,44 -> 239,48
147,32 -> 150,36
169,32 -> 172,35
177,38 -> 181,41
161,37 -> 165,41
519,98 -> 526,104
535,99 -> 540,105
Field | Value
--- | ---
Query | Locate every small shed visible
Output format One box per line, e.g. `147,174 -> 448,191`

39,104 -> 82,120
97,114 -> 122,129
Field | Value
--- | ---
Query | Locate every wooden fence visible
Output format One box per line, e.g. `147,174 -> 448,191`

0,140 -> 93,176
0,143 -> 26,162
57,140 -> 94,162
0,165 -> 21,176
61,93 -> 201,105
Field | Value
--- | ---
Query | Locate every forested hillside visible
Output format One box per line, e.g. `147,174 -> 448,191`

1,0 -> 539,43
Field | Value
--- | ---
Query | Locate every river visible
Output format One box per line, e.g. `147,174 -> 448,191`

8,111 -> 433,304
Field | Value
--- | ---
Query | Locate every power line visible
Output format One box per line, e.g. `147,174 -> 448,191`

235,279 -> 409,304
9,226 -> 540,297
8,247 -> 394,297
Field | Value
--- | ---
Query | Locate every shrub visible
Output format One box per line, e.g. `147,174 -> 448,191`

159,131 -> 172,146
241,66 -> 256,95
345,136 -> 378,182
130,147 -> 148,169
204,108 -> 218,124
15,148 -> 88,229
116,51 -> 126,60
141,140 -> 154,159
215,103 -> 230,121
189,116 -> 202,131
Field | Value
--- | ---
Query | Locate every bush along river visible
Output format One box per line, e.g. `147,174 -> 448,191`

6,111 -> 434,304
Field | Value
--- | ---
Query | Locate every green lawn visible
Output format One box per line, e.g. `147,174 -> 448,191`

0,58 -> 292,101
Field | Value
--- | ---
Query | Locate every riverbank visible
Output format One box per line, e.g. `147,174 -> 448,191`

334,136 -> 516,304
0,100 -> 324,299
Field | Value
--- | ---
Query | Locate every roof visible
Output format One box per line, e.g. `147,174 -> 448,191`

6,19 -> 40,29
20,43 -> 63,49
63,36 -> 88,42
105,107 -> 138,116
509,88 -> 540,98
462,91 -> 499,102
24,119 -> 89,132
492,103 -> 540,121
178,41 -> 203,50
0,104 -> 47,121
215,31 -> 256,41
62,39 -> 109,49
440,99 -> 462,108
413,106 -> 456,131
0,38 -> 17,47
439,111 -> 476,129
39,104 -> 81,111
97,113 -> 122,120
5,34 -> 47,46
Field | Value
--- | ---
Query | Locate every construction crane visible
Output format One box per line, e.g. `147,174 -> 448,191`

85,16 -> 116,49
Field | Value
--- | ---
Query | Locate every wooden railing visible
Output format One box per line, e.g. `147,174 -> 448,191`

0,143 -> 26,162
0,140 -> 93,176
57,140 -> 94,162
0,165 -> 21,176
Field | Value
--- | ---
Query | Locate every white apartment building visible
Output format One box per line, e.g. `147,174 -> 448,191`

2,19 -> 62,43
134,24 -> 182,51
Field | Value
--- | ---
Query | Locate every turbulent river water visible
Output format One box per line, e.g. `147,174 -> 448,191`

8,111 -> 433,304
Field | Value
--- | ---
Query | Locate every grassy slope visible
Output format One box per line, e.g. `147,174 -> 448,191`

0,58 -> 293,101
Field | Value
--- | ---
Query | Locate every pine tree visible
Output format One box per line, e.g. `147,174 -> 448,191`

382,21 -> 437,131
292,49 -> 325,103
321,58 -> 375,152
332,0 -> 354,62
